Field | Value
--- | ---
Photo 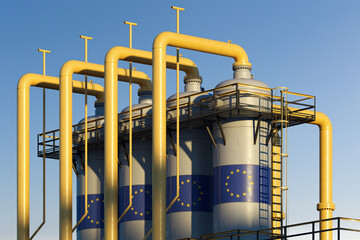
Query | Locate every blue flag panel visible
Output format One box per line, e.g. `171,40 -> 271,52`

213,164 -> 271,205
77,194 -> 104,230
166,175 -> 212,213
119,184 -> 152,222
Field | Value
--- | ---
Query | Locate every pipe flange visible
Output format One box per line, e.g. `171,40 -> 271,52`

233,64 -> 252,71
184,76 -> 202,85
317,202 -> 335,211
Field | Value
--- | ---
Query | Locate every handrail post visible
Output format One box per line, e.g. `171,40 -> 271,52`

337,218 -> 340,240
312,222 -> 315,240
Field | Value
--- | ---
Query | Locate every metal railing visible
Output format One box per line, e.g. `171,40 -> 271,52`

37,82 -> 316,159
201,217 -> 360,240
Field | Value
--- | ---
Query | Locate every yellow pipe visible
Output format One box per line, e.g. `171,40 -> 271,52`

17,73 -> 104,240
59,60 -> 151,240
309,112 -> 335,240
276,106 -> 334,240
152,31 -> 251,240
106,46 -> 201,80
104,46 -> 201,240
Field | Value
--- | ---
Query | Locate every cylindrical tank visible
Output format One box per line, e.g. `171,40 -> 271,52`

212,66 -> 272,237
119,91 -> 153,240
166,77 -> 213,239
76,101 -> 105,240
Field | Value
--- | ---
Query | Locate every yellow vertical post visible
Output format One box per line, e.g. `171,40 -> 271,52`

29,49 -> 51,240
166,5 -> 184,212
118,21 -> 137,222
72,35 -> 93,232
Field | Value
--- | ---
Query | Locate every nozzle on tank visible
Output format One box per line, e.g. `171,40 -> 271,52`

184,76 -> 202,92
138,90 -> 152,105
233,65 -> 252,79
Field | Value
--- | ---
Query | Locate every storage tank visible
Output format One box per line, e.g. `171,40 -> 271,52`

119,91 -> 153,240
76,101 -> 105,240
212,65 -> 272,237
166,77 -> 213,239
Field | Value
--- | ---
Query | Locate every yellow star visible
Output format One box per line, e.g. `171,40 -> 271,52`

243,192 -> 246,196
198,198 -> 202,201
87,216 -> 90,219
91,200 -> 94,203
91,220 -> 94,223
96,221 -> 99,224
146,191 -> 150,194
226,176 -> 230,179
250,182 -> 254,185
198,185 -> 202,189
181,202 -> 184,206
177,198 -> 180,202
236,169 -> 240,172
200,192 -> 204,195
248,188 -> 252,192
96,198 -> 99,201
140,189 -> 143,192
88,204 -> 90,208
236,194 -> 240,198
230,193 -> 234,196
248,176 -> 252,179
193,181 -> 197,184
181,181 -> 184,185
135,191 -> 138,194
135,212 -> 138,215
193,202 -> 197,205
131,207 -> 134,211
146,211 -> 150,214
230,171 -> 234,174
187,179 -> 190,183
140,213 -> 143,216
227,189 -> 230,192
243,171 -> 246,174
187,204 -> 190,207
225,182 -> 228,186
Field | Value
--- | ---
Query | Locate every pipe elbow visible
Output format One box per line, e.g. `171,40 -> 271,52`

231,45 -> 252,68
153,31 -> 172,50
18,73 -> 35,90
60,60 -> 81,77
105,46 -> 123,63
312,112 -> 332,131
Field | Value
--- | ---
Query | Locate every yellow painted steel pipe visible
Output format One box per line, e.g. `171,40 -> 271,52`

17,73 -> 104,240
58,61 -> 151,240
279,106 -> 334,240
310,112 -> 335,240
104,46 -> 201,240
152,31 -> 251,240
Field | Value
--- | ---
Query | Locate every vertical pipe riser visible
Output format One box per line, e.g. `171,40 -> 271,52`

59,74 -> 73,240
17,86 -> 30,240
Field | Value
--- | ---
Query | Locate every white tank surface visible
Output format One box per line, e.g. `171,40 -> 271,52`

119,91 -> 153,240
212,66 -> 272,237
166,78 -> 213,240
76,102 -> 105,240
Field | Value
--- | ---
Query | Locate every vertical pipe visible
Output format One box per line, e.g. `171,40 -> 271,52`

17,84 -> 30,240
59,73 -> 73,240
152,42 -> 167,240
104,60 -> 118,240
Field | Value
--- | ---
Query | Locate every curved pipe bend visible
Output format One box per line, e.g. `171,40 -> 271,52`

60,60 -> 151,92
153,31 -> 252,68
105,46 -> 201,82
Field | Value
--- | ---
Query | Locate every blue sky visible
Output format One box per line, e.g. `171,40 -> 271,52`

2,0 -> 360,239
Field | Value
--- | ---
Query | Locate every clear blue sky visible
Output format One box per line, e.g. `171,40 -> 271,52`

2,0 -> 360,239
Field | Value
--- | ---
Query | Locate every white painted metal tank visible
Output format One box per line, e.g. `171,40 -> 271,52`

76,101 -> 105,240
166,77 -> 213,239
212,66 -> 272,238
119,91 -> 153,240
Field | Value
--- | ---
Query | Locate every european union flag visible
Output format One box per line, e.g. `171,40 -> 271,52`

119,184 -> 152,222
166,175 -> 212,213
213,164 -> 271,205
77,194 -> 104,230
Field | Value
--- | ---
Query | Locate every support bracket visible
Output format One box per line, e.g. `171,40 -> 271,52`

216,116 -> 226,145
167,128 -> 177,156
254,115 -> 262,145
